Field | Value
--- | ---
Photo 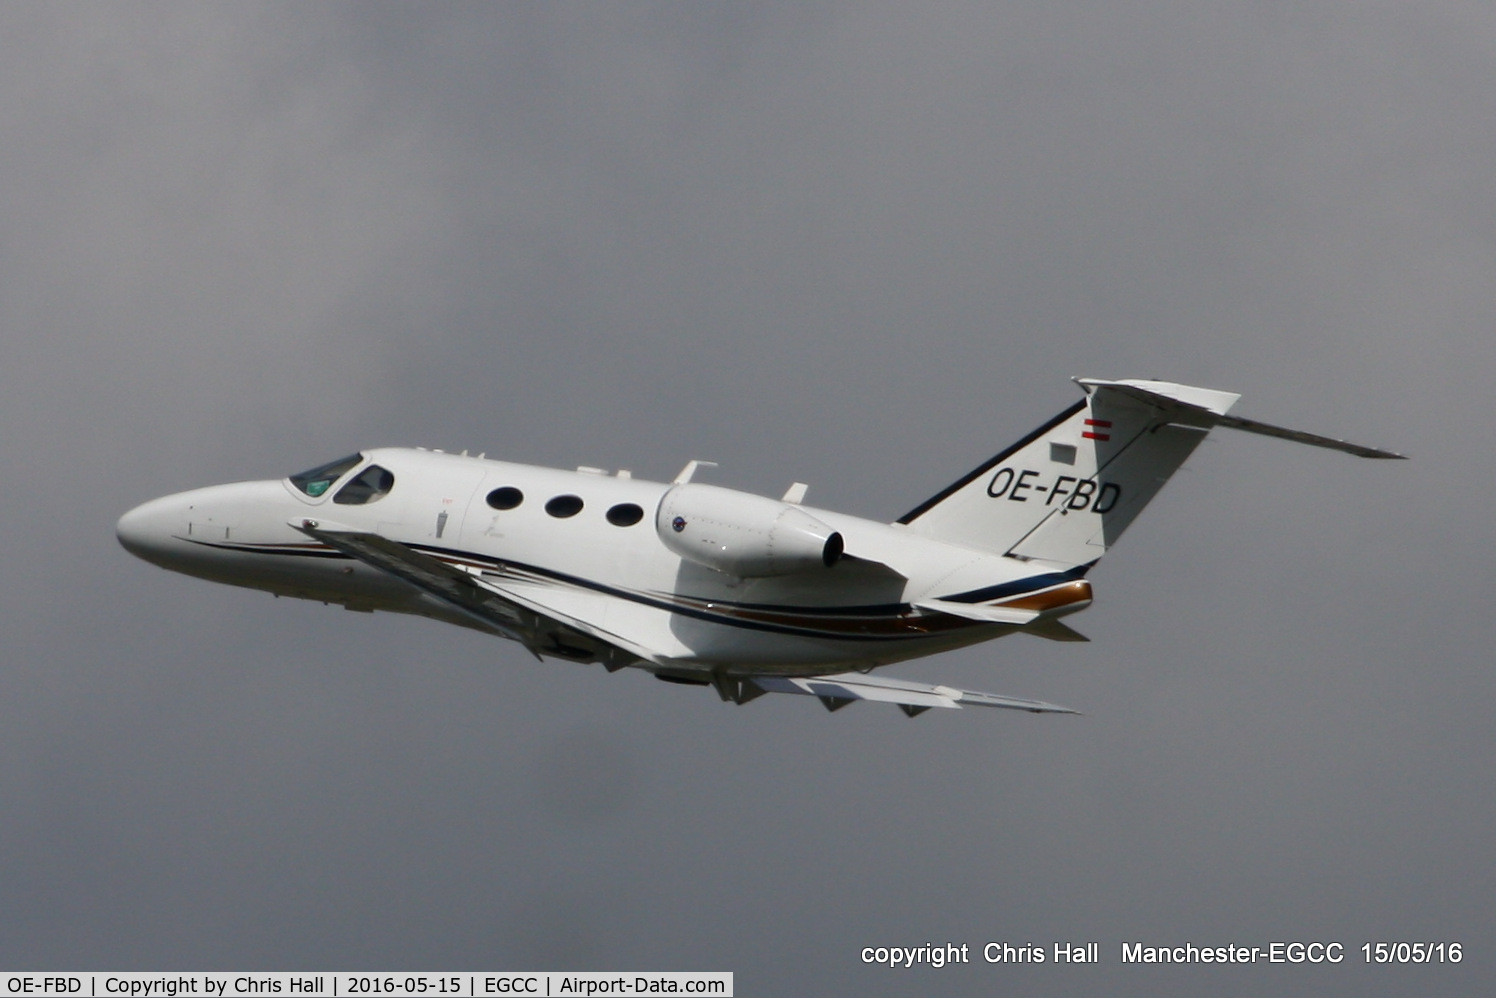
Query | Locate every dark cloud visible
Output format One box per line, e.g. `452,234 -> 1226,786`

1,3 -> 1490,994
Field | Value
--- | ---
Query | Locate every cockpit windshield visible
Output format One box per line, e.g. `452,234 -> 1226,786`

289,454 -> 362,497
334,464 -> 395,505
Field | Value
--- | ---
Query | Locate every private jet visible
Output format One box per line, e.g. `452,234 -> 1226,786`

117,378 -> 1402,717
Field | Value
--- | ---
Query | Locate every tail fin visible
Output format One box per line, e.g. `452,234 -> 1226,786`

897,378 -> 1402,567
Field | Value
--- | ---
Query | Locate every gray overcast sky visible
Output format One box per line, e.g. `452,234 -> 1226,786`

1,3 -> 1491,995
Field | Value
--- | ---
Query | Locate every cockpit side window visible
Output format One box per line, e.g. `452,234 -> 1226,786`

333,464 -> 395,505
290,454 -> 362,497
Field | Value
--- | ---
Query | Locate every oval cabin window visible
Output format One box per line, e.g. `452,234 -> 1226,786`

486,487 -> 524,510
545,494 -> 584,518
606,502 -> 644,526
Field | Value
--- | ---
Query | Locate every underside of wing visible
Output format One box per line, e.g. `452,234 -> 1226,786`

293,521 -> 526,634
292,521 -> 656,669
482,574 -> 686,667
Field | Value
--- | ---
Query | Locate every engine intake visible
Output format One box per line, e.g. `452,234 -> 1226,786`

656,483 -> 844,577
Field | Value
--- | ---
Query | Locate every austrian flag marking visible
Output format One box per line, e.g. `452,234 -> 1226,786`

1082,418 -> 1112,441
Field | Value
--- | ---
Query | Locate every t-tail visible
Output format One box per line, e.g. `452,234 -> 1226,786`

897,378 -> 1404,569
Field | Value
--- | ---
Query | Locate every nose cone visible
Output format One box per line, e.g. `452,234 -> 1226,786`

118,480 -> 303,581
116,493 -> 188,568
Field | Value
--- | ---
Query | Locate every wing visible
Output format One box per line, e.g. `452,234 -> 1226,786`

746,672 -> 1078,716
292,521 -> 661,669
291,522 -> 1077,718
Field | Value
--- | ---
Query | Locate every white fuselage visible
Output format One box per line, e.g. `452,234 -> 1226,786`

116,447 -> 1083,677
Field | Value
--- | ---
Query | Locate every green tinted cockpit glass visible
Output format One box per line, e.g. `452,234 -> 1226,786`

289,454 -> 362,497
333,464 -> 395,505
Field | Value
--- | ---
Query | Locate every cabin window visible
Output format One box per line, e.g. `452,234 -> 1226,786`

606,502 -> 644,526
289,454 -> 362,498
486,486 -> 524,510
545,494 -> 584,518
333,464 -> 395,505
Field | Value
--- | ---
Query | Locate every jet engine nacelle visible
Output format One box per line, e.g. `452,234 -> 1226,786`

656,483 -> 844,577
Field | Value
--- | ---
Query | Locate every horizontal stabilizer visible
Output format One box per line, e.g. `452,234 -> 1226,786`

1021,617 -> 1090,642
749,671 -> 1078,715
1075,378 -> 1406,459
1215,413 -> 1406,459
912,600 -> 1040,625
1072,377 -> 1241,415
918,601 -> 1091,639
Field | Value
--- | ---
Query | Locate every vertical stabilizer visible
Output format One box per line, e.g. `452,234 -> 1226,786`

896,379 -> 1242,566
